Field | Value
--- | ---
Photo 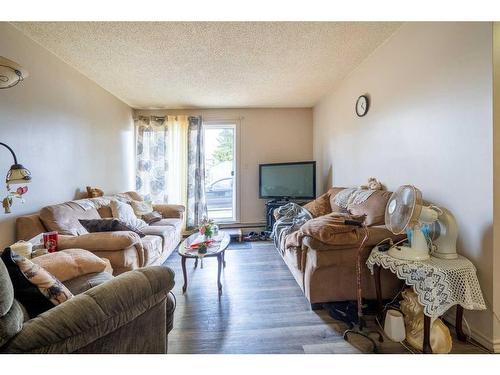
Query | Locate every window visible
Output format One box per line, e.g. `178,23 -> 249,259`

203,123 -> 237,222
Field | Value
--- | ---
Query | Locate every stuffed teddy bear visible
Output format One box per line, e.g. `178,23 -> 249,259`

86,186 -> 104,198
360,177 -> 384,190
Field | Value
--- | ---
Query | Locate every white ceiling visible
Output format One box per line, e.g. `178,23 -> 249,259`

13,22 -> 401,109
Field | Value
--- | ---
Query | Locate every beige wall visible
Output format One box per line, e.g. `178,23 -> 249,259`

135,108 -> 313,224
0,23 -> 135,248
313,22 -> 496,349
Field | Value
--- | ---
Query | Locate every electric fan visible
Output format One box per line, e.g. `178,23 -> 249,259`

427,207 -> 459,260
385,185 -> 441,261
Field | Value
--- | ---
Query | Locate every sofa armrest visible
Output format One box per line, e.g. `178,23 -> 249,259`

58,232 -> 141,252
153,204 -> 185,219
2,266 -> 175,353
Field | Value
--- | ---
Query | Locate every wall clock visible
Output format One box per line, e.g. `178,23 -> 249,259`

355,95 -> 369,117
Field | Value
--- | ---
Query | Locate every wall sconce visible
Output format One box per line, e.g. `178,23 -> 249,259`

0,56 -> 29,89
1,142 -> 32,214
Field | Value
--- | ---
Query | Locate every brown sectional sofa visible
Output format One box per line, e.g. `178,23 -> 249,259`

277,187 -> 404,308
15,191 -> 185,275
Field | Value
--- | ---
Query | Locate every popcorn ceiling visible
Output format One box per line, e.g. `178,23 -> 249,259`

13,22 -> 401,109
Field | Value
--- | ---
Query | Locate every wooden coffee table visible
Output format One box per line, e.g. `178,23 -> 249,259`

178,232 -> 230,295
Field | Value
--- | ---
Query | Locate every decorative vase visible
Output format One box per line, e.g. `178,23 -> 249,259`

384,309 -> 406,342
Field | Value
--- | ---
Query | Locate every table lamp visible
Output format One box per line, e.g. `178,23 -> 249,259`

1,142 -> 31,213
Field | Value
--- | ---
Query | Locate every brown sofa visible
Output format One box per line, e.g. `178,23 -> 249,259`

0,256 -> 176,353
277,187 -> 404,308
15,191 -> 185,275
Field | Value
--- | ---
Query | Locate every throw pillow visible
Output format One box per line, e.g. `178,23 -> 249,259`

1,248 -> 73,318
110,199 -> 148,230
79,219 -> 146,237
142,211 -> 163,224
130,200 -> 154,217
31,249 -> 109,282
303,191 -> 333,218
347,190 -> 393,226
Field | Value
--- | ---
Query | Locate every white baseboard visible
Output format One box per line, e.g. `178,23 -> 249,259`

443,310 -> 498,352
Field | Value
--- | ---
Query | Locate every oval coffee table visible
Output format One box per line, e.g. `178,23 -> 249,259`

178,232 -> 230,295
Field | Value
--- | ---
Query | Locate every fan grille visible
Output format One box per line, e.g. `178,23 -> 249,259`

385,185 -> 423,234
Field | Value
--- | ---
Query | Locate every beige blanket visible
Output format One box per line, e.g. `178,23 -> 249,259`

284,213 -> 365,250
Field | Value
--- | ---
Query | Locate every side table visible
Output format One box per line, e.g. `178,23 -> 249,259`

367,248 -> 486,353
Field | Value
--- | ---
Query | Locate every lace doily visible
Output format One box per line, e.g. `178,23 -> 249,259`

366,248 -> 486,318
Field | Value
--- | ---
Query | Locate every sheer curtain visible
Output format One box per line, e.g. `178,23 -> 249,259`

135,114 -> 207,229
135,115 -> 188,205
135,116 -> 169,203
186,116 -> 208,229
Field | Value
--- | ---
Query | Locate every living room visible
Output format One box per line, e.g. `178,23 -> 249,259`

1,1 -> 500,373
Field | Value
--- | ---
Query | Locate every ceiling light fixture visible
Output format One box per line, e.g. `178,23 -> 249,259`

0,56 -> 29,89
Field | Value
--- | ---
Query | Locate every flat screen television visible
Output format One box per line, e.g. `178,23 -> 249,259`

259,161 -> 316,200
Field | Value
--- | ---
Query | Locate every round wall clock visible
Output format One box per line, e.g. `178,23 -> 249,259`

355,95 -> 369,117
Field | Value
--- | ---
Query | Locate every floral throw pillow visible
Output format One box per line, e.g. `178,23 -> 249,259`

1,247 -> 73,318
110,199 -> 148,230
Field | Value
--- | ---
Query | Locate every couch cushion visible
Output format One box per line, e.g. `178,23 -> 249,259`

347,190 -> 392,226
31,249 -> 109,282
16,214 -> 47,241
141,226 -> 175,237
63,271 -> 114,295
303,191 -> 332,218
141,235 -> 163,266
39,201 -> 101,236
141,226 -> 178,255
149,218 -> 183,232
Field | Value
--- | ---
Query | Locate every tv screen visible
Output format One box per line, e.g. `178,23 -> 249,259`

259,161 -> 316,199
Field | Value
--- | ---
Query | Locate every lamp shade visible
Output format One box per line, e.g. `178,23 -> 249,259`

6,164 -> 32,185
383,309 -> 406,342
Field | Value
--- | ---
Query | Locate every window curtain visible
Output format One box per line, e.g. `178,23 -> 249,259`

186,116 -> 208,229
135,116 -> 169,203
135,115 -> 188,205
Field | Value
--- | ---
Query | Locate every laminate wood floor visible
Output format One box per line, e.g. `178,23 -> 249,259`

164,241 -> 487,354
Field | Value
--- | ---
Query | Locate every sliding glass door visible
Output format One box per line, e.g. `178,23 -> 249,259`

203,123 -> 237,222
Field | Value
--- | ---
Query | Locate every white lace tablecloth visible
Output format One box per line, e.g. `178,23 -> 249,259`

366,248 -> 486,318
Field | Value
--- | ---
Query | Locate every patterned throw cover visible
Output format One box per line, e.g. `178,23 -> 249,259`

1,248 -> 73,317
271,203 -> 313,252
333,188 -> 376,209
